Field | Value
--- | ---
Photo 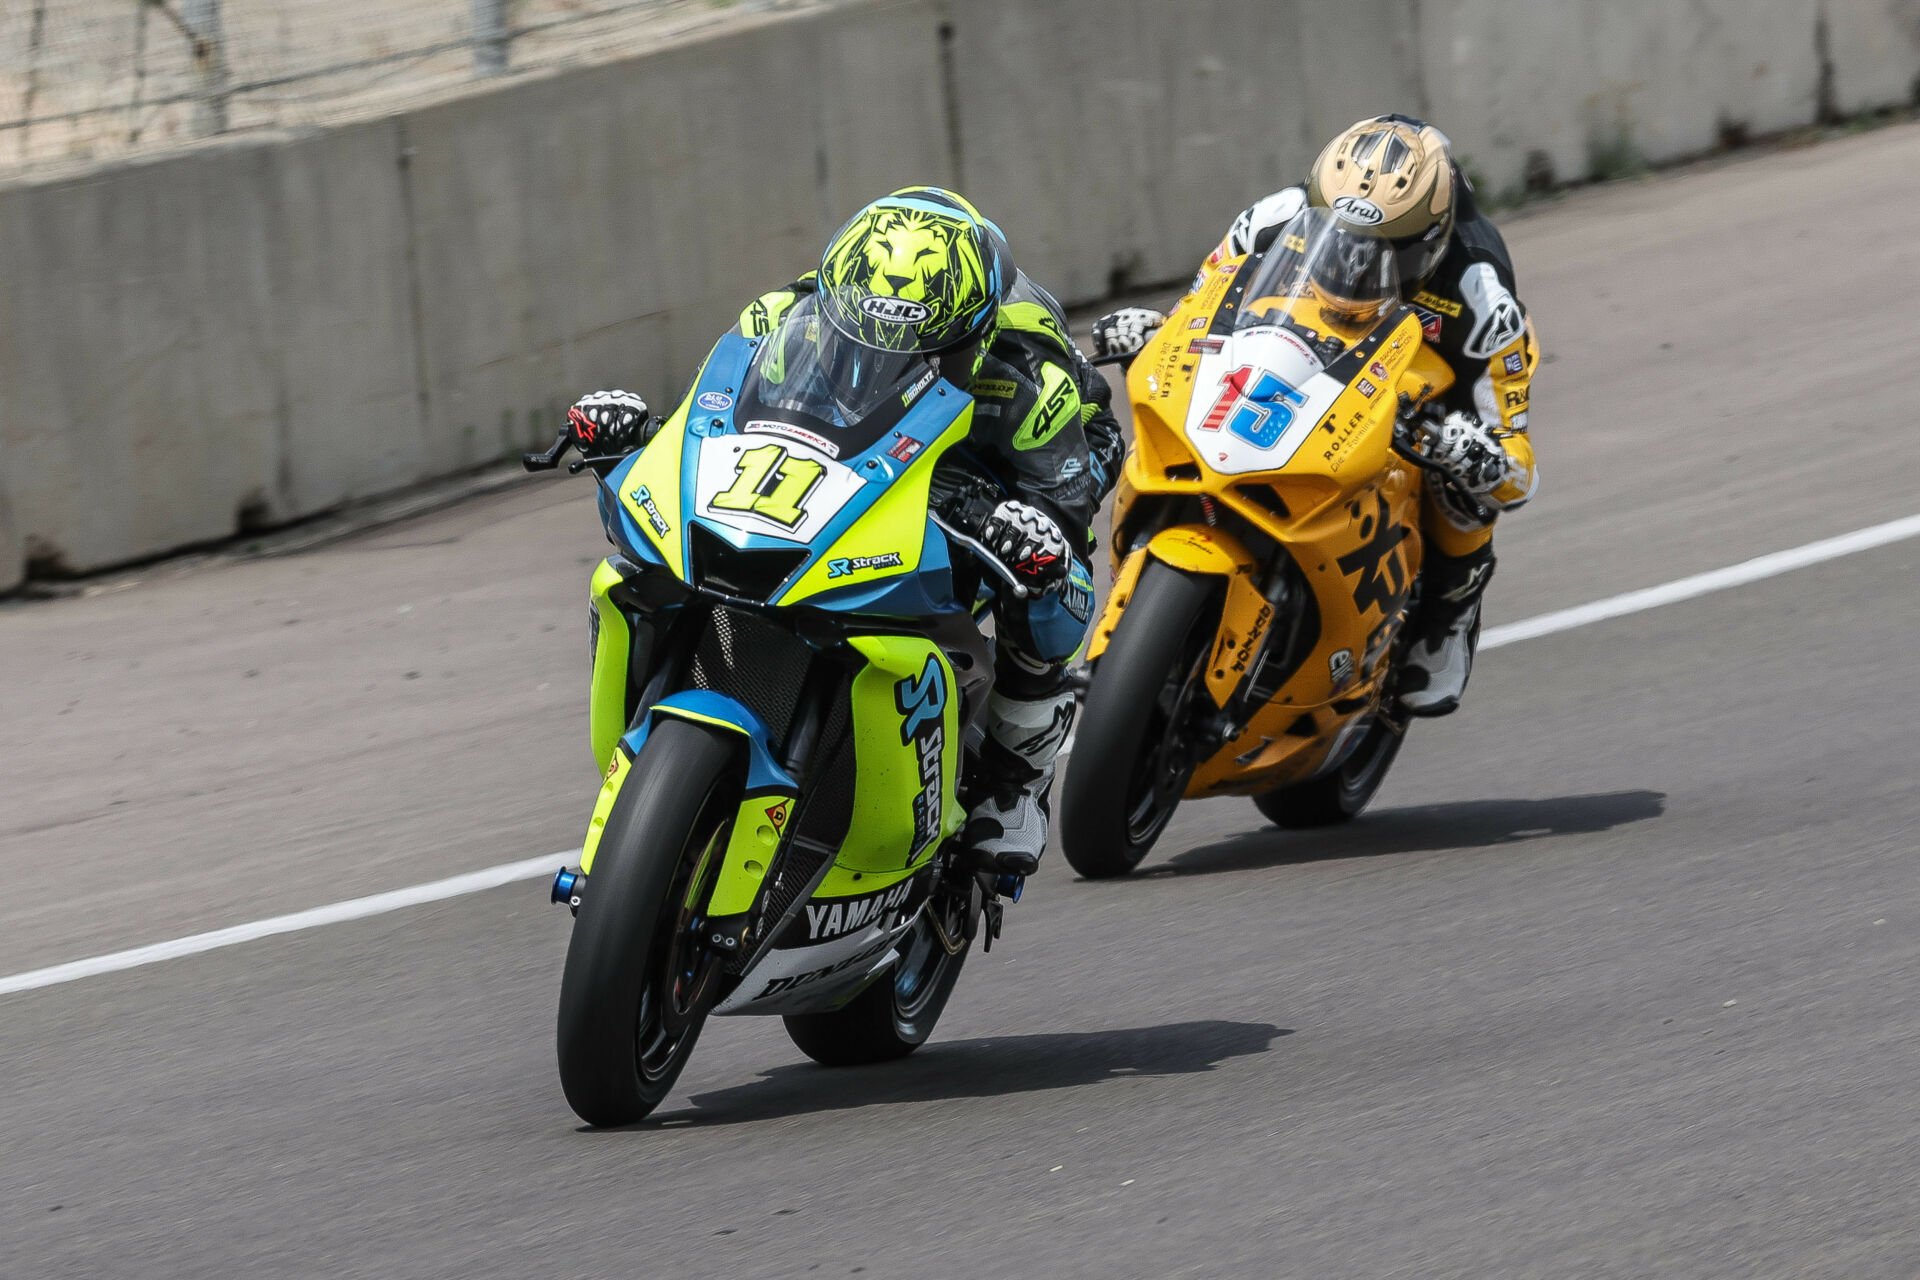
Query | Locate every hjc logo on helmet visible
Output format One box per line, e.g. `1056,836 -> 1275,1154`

1332,195 -> 1385,226
860,296 -> 931,325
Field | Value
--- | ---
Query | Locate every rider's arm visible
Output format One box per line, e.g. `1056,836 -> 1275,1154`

734,271 -> 820,338
1446,260 -> 1539,511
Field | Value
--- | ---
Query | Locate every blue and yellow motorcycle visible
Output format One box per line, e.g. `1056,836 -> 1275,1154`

525,295 -> 1033,1126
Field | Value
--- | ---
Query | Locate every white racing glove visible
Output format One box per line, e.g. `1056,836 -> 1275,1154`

567,389 -> 652,455
1089,307 -> 1166,362
1406,411 -> 1514,495
978,499 -> 1071,594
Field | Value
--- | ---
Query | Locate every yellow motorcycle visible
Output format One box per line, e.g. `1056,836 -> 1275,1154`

1061,209 -> 1455,877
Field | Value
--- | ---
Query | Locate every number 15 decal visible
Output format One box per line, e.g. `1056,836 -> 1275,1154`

1198,366 -> 1308,449
709,443 -> 825,528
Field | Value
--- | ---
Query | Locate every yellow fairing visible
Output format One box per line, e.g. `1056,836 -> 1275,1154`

1108,295 -> 1432,798
616,398 -> 691,580
707,791 -> 798,917
809,635 -> 963,897
775,400 -> 974,606
588,559 -> 633,775
579,748 -> 633,875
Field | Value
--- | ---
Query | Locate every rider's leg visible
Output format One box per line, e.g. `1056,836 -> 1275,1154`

964,558 -> 1095,876
1399,490 -> 1497,717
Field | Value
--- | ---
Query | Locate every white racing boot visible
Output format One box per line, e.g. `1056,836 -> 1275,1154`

1397,600 -> 1482,716
963,683 -> 1077,877
1396,545 -> 1494,718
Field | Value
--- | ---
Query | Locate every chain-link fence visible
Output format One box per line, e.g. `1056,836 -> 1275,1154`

0,0 -> 833,173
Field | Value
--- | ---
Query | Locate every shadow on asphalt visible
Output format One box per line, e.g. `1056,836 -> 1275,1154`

639,1019 -> 1290,1129
1141,790 -> 1669,879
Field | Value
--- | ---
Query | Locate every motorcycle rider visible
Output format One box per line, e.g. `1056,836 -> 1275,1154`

1092,115 -> 1538,716
568,187 -> 1125,877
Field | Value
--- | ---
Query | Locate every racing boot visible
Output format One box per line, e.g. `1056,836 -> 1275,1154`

963,675 -> 1078,877
1397,544 -> 1495,718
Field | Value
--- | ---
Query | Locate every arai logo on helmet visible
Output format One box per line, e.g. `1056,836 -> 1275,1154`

860,295 -> 931,325
1333,196 -> 1386,226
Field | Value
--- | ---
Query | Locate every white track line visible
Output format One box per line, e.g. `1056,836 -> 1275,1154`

5,511 -> 1918,999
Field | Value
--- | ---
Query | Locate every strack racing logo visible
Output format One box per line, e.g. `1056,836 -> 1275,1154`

895,653 -> 948,863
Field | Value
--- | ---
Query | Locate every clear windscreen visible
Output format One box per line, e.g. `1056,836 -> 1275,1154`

743,294 -> 936,426
1233,208 -> 1404,346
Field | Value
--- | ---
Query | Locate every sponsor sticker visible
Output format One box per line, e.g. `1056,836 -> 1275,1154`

802,880 -> 916,943
826,552 -> 905,579
860,295 -> 930,324
901,367 -> 937,405
1412,290 -> 1464,318
742,419 -> 840,458
1371,361 -> 1389,380
887,436 -> 921,463
1187,316 -> 1208,330
695,390 -> 734,412
1504,352 -> 1526,376
628,485 -> 670,537
1357,378 -> 1378,398
1332,195 -> 1385,226
1415,307 -> 1444,341
1329,648 -> 1356,692
1189,338 -> 1224,355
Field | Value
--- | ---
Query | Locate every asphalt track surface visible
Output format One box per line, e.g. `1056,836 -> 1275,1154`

4,125 -> 1919,1278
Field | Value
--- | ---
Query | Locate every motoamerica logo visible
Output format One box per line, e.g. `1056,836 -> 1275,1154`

895,654 -> 948,861
803,881 -> 914,942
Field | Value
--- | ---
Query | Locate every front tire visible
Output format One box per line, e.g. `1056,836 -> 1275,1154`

1252,714 -> 1406,829
1060,561 -> 1216,878
782,879 -> 975,1066
556,719 -> 737,1126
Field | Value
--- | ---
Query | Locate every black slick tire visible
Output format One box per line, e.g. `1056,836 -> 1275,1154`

556,719 -> 735,1127
1059,561 -> 1215,878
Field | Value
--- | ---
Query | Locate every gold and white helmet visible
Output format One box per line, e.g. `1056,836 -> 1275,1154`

1307,114 -> 1457,285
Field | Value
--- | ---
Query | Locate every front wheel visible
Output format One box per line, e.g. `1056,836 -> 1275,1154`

556,719 -> 737,1126
1060,561 -> 1216,878
1252,714 -> 1406,829
782,877 -> 976,1066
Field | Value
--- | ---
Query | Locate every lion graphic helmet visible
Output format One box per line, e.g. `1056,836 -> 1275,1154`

1308,114 -> 1457,286
818,187 -> 1014,372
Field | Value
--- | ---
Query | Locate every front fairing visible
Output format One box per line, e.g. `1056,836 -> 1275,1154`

600,328 -> 976,619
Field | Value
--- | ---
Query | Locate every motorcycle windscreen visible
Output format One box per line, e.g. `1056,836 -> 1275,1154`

1180,208 -> 1403,476
744,293 -> 938,428
1233,206 -> 1403,349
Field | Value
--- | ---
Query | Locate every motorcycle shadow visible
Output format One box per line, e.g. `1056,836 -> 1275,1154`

1144,789 -> 1668,879
643,1019 -> 1290,1128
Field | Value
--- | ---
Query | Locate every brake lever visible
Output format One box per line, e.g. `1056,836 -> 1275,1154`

931,512 -> 1032,600
522,429 -> 572,472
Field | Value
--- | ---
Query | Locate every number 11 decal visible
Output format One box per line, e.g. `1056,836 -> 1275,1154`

710,442 -> 825,528
1198,366 -> 1308,449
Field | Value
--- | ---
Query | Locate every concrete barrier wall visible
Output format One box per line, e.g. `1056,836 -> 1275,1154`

3,0 -> 1917,589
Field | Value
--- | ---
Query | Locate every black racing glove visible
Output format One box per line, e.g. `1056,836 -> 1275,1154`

567,390 -> 652,456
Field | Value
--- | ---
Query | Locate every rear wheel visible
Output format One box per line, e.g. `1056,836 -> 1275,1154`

1060,561 -> 1216,878
782,877 -> 976,1066
556,719 -> 736,1127
1253,714 -> 1406,828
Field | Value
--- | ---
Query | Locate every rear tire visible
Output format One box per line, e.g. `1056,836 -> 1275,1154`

1252,714 -> 1406,829
556,720 -> 736,1127
782,883 -> 974,1066
1060,561 -> 1216,878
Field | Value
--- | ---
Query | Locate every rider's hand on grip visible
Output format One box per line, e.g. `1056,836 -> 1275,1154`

1404,411 -> 1512,495
979,500 -> 1071,593
1089,307 -> 1166,363
567,390 -> 652,457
